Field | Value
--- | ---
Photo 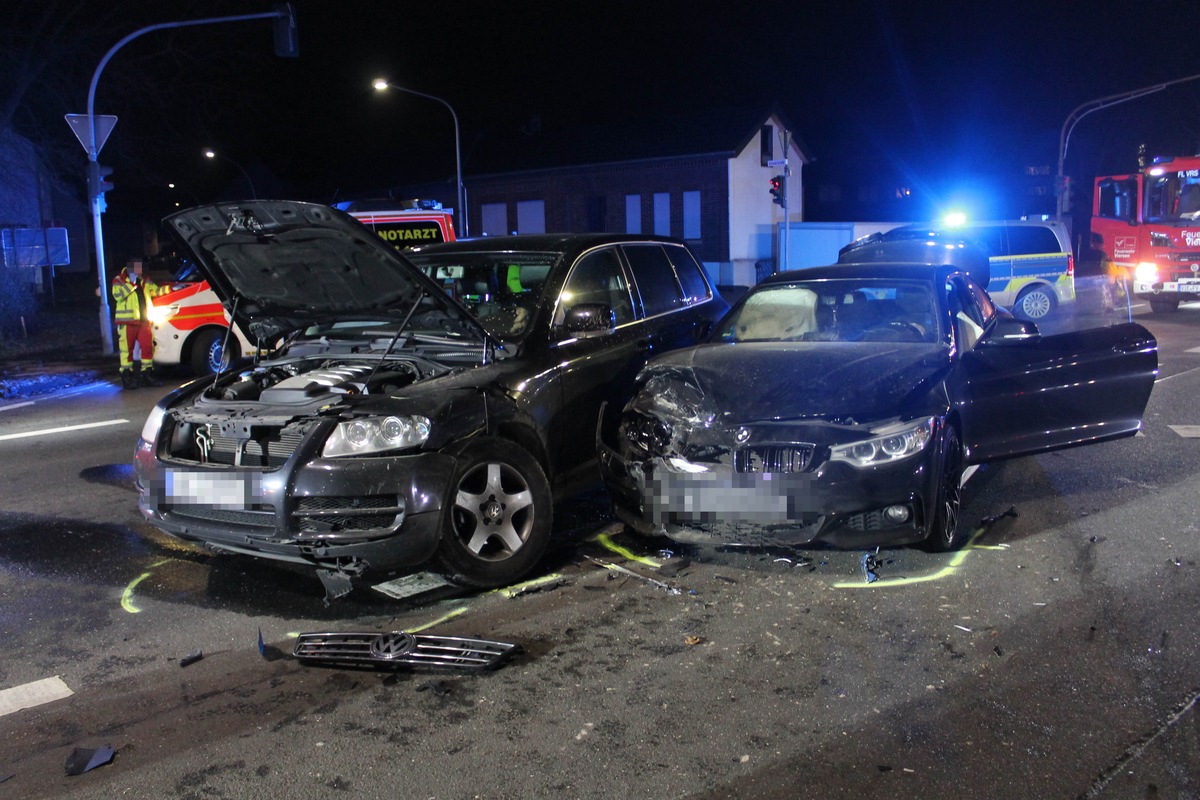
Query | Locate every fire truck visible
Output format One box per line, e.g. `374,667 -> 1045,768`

149,200 -> 456,373
1091,155 -> 1200,313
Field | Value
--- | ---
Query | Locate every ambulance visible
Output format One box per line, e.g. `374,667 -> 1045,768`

149,200 -> 456,373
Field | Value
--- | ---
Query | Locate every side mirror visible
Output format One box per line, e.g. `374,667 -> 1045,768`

982,314 -> 1040,345
563,303 -> 616,337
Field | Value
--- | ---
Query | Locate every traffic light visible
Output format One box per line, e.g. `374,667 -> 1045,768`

87,162 -> 113,198
770,174 -> 785,206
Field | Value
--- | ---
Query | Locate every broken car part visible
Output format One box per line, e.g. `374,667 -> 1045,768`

292,630 -> 520,670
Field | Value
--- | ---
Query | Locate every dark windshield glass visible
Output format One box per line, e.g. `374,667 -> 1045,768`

717,279 -> 941,344
1145,169 -> 1200,223
406,250 -> 561,340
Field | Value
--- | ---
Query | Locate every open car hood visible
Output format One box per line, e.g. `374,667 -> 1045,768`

165,201 -> 485,346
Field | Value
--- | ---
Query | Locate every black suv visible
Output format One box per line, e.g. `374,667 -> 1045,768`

134,201 -> 727,592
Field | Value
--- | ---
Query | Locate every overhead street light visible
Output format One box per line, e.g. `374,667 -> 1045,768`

204,149 -> 257,199
1056,72 -> 1200,220
373,79 -> 467,236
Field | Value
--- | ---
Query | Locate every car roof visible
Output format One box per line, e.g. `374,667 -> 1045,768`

760,262 -> 963,286
410,232 -> 688,256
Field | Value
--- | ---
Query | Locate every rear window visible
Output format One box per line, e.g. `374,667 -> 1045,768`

663,244 -> 712,303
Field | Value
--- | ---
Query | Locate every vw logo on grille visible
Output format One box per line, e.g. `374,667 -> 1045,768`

1191,263 -> 1200,273
370,631 -> 416,660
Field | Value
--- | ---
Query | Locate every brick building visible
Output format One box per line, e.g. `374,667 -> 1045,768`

396,107 -> 812,286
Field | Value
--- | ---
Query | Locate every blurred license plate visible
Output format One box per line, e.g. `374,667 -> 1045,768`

167,471 -> 258,509
1178,283 -> 1200,292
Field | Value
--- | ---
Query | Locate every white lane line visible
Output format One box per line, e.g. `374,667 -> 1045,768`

1156,366 -> 1200,384
0,401 -> 34,413
0,419 -> 129,442
1187,346 -> 1200,354
0,676 -> 74,717
1169,425 -> 1200,438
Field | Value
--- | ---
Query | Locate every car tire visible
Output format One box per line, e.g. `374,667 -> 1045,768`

1149,298 -> 1180,314
435,438 -> 552,589
920,425 -> 964,553
1014,285 -> 1056,321
190,328 -> 237,375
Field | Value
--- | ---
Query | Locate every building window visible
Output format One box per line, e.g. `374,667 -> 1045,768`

625,194 -> 641,234
682,191 -> 701,240
760,125 -> 774,167
517,200 -> 545,233
481,202 -> 508,236
653,192 -> 670,236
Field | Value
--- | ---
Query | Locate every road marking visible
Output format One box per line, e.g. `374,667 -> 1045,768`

0,676 -> 74,717
1169,425 -> 1200,438
0,419 -> 129,442
1157,366 -> 1200,384
1187,347 -> 1200,354
0,401 -> 34,413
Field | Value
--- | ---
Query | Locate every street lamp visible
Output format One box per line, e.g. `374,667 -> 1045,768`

373,79 -> 467,236
204,148 -> 257,199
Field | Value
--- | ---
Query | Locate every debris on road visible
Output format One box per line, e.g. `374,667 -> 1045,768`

980,506 -> 1019,526
657,556 -> 691,577
684,635 -> 704,646
64,745 -> 114,776
416,680 -> 452,696
861,551 -> 880,583
585,556 -> 681,595
292,630 -> 520,671
179,650 -> 203,668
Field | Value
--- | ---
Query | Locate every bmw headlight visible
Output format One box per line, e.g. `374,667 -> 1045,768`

323,415 -> 431,457
830,417 -> 935,468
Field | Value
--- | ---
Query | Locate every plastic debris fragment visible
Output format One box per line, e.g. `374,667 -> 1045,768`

64,746 -> 114,776
981,506 -> 1019,526
179,650 -> 203,668
861,552 -> 880,583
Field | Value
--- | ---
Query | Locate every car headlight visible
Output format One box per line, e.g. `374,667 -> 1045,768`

830,417 -> 935,468
1134,262 -> 1160,283
147,303 -> 178,326
322,415 -> 431,457
140,404 -> 168,443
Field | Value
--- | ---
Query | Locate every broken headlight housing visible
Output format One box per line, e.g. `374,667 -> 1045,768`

323,415 -> 431,457
829,417 -> 935,468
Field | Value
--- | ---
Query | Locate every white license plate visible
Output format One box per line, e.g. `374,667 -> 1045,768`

1178,283 -> 1200,292
166,471 -> 258,509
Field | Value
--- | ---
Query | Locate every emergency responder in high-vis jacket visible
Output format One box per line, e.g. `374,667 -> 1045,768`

111,257 -> 167,389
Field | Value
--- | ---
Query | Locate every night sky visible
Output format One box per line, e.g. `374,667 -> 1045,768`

37,0 -> 1200,223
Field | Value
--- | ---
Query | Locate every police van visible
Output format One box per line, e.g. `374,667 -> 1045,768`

150,200 -> 456,374
857,219 -> 1075,321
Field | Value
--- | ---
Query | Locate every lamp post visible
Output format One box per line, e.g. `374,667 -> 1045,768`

204,149 -> 257,199
1056,72 -> 1200,220
373,79 -> 466,236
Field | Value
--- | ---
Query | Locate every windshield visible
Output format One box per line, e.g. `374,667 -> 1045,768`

716,279 -> 941,344
406,250 -> 560,340
1145,167 -> 1200,223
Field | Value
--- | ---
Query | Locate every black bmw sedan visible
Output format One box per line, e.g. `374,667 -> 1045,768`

600,261 -> 1157,552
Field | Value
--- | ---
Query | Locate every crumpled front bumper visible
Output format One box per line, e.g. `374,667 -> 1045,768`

599,439 -> 936,549
134,437 -> 456,573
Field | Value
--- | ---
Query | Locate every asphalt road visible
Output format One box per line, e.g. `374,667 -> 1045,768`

1,292 -> 1199,799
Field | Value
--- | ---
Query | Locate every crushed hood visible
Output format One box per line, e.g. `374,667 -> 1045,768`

165,201 -> 484,344
644,341 -> 952,424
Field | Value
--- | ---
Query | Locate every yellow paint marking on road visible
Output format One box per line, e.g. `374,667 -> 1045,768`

833,528 -> 987,589
121,572 -> 152,613
594,532 -> 662,568
408,606 -> 469,632
496,573 -> 564,598
118,559 -> 178,613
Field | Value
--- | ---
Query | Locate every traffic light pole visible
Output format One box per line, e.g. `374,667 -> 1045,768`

84,5 -> 297,354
